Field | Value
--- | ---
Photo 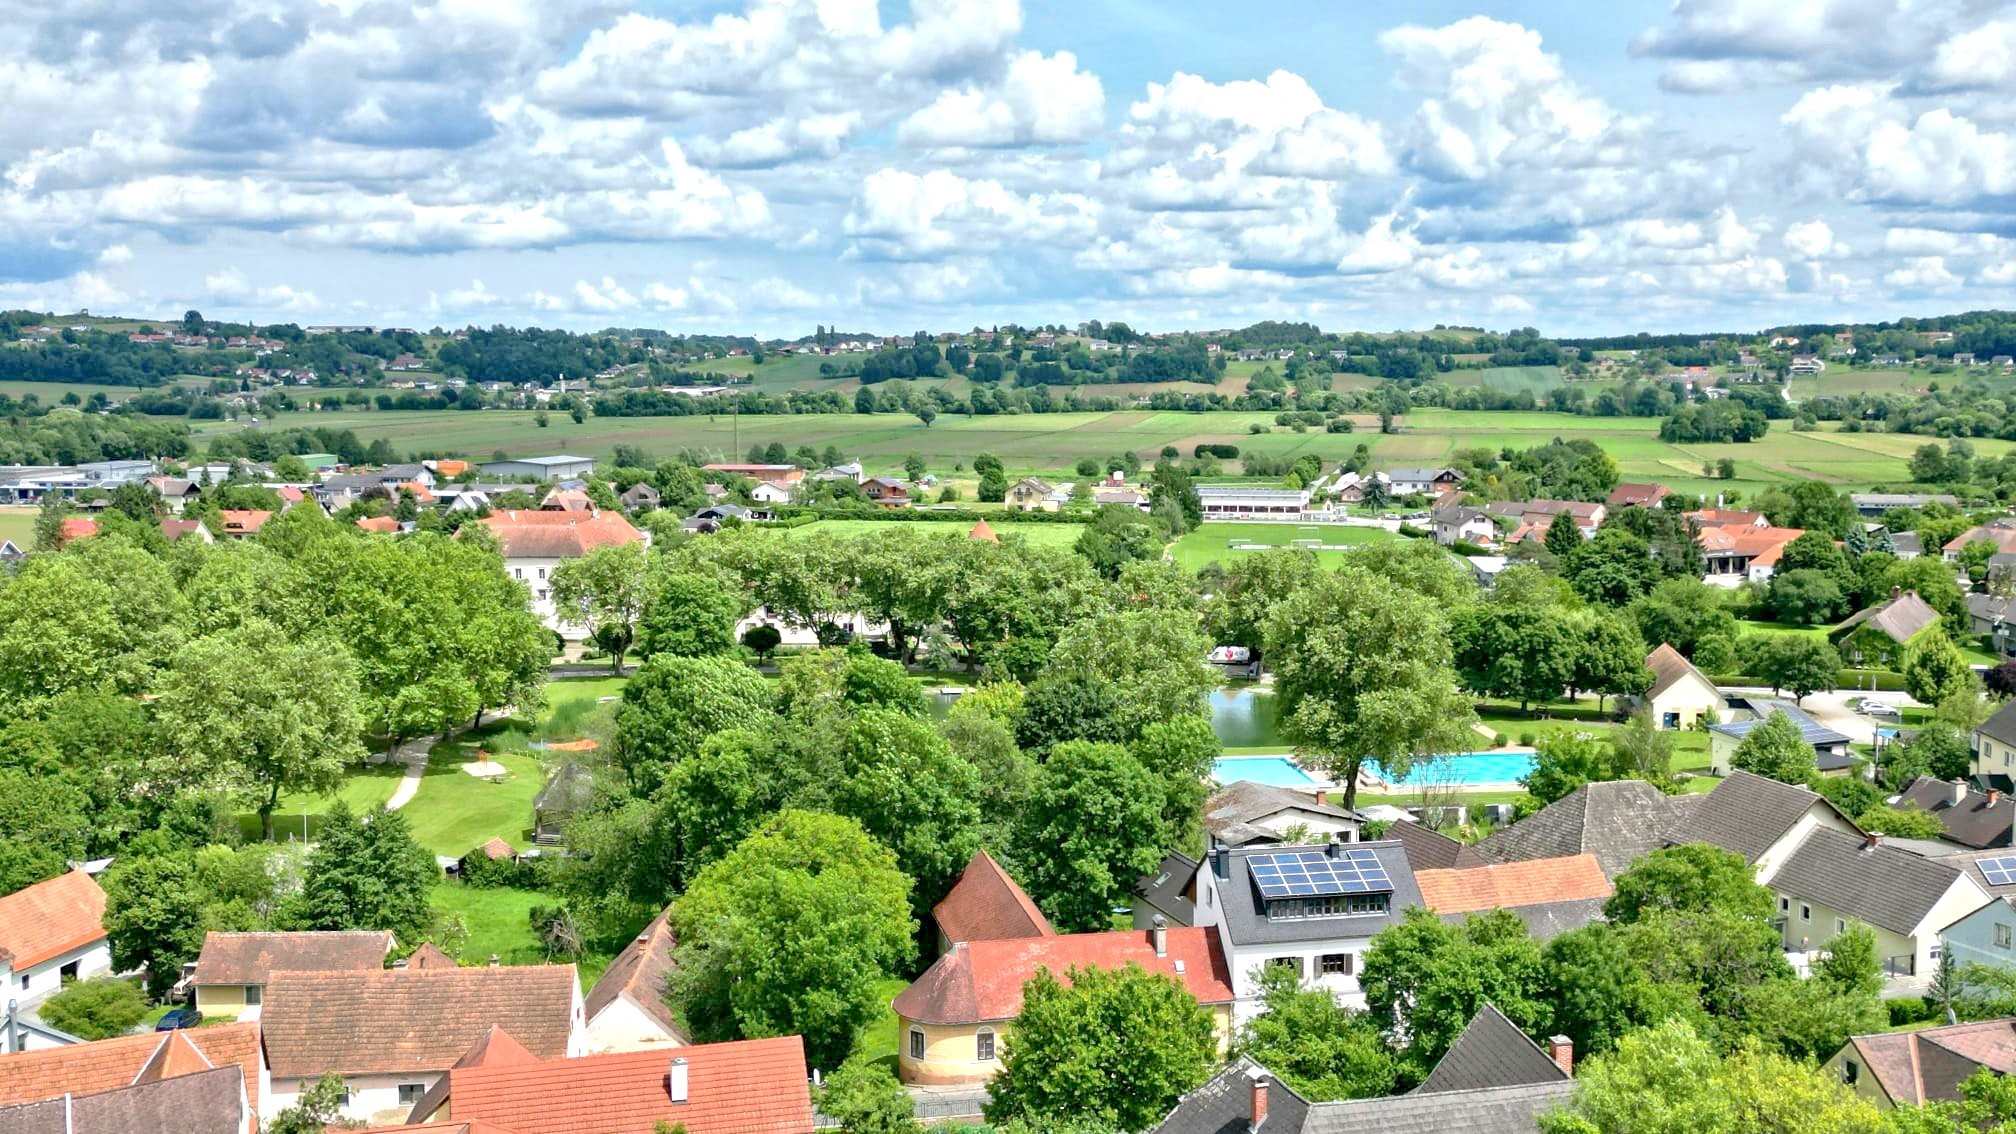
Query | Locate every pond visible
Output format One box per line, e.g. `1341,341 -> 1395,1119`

1210,687 -> 1285,748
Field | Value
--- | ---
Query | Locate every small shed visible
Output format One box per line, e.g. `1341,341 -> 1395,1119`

532,763 -> 595,846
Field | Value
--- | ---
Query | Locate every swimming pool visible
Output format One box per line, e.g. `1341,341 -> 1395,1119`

1371,751 -> 1535,787
1213,756 -> 1319,787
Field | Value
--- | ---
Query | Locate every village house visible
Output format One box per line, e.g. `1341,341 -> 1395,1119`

1826,1019 -> 2016,1110
0,871 -> 111,1006
1485,499 -> 1606,541
1769,827 -> 1988,976
1203,781 -> 1363,846
1003,476 -> 1056,512
1474,779 -> 1692,880
0,1024 -> 269,1132
861,476 -> 911,506
484,455 -> 598,481
1829,589 -> 1942,669
1193,840 -> 1420,1016
618,482 -> 661,512
185,930 -> 394,1021
437,1035 -> 814,1134
583,906 -> 686,1053
1945,519 -> 2016,559
1412,854 -> 1613,941
1939,889 -> 2016,973
0,1063 -> 249,1134
475,509 -> 648,628
930,851 -> 1054,955
1697,522 -> 1804,584
1891,778 -> 2016,850
1605,483 -> 1671,509
1384,467 -> 1461,497
1639,643 -> 1723,729
1151,1005 -> 1572,1134
258,965 -> 587,1125
892,922 -> 1234,1085
1707,699 -> 1855,777
1973,699 -> 2016,791
1430,504 -> 1496,547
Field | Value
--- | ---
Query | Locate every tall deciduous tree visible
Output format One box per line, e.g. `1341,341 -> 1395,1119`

1359,908 -> 1551,1077
550,541 -> 651,673
284,802 -> 436,943
1264,568 -> 1475,811
1234,964 -> 1397,1101
1730,710 -> 1818,785
669,811 -> 914,1071
1014,741 -> 1167,933
102,852 -> 210,999
153,622 -> 366,841
1904,626 -> 1976,709
1452,605 -> 1576,712
983,965 -> 1218,1133
612,654 -> 773,795
635,570 -> 750,659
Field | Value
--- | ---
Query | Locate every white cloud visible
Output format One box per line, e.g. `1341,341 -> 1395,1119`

95,243 -> 132,265
1630,0 -> 1996,91
899,51 -> 1105,148
1783,219 -> 1843,258
844,168 -> 1097,259
1885,256 -> 1962,291
203,266 -> 319,310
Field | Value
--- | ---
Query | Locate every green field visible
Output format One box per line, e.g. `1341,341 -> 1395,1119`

1170,522 -> 1401,572
778,518 -> 1084,547
0,507 -> 33,549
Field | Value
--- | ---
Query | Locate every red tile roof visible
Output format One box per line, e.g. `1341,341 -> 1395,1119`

404,942 -> 459,969
160,518 -> 208,543
192,930 -> 392,987
0,870 -> 106,969
450,1035 -> 813,1134
1606,483 -> 1671,508
476,510 -> 645,559
932,851 -> 1053,945
968,520 -> 999,543
218,509 -> 271,535
56,516 -> 97,543
258,964 -> 579,1078
1946,526 -> 2016,555
0,1023 -> 265,1124
1686,509 -> 1767,529
355,515 -> 400,533
584,906 -> 683,1042
1413,854 -> 1613,914
892,928 -> 1235,1026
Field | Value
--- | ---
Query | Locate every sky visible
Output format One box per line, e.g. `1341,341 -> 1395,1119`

6,0 -> 2016,338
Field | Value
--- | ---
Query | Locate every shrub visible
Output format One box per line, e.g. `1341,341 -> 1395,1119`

742,624 -> 782,659
1519,731 -> 1536,747
39,977 -> 150,1040
1887,997 -> 1939,1027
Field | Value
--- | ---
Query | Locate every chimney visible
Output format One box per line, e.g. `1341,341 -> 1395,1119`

1955,779 -> 1972,807
1152,914 -> 1167,958
669,1056 -> 689,1103
1864,832 -> 1883,849
488,953 -> 500,967
6,999 -> 17,1054
1892,585 -> 1902,600
1213,845 -> 1230,880
1548,1036 -> 1574,1077
1993,791 -> 2004,807
1314,789 -> 1328,806
1248,1072 -> 1269,1131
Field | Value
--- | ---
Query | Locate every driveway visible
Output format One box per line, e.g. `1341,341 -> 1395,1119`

1719,686 -> 1919,746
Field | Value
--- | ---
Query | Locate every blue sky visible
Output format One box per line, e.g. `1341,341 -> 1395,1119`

4,0 -> 2015,337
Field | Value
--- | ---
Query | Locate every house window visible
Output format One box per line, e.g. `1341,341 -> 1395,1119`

58,961 -> 78,984
1845,1060 -> 1860,1085
513,568 -> 523,579
1802,905 -> 1812,921
537,568 -> 546,579
1779,897 -> 1790,914
909,1029 -> 926,1060
397,1084 -> 425,1106
1267,957 -> 1304,978
1997,923 -> 2012,949
1662,712 -> 1679,729
1320,953 -> 1353,976
1835,919 -> 1847,935
976,1029 -> 996,1061
244,985 -> 262,1006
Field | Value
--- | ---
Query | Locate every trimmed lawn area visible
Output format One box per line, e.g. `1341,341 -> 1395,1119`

428,881 -> 619,987
1171,522 -> 1402,573
0,506 -> 34,549
237,760 -> 407,843
401,743 -> 547,857
778,517 -> 1084,547
855,976 -> 911,1069
529,677 -> 627,744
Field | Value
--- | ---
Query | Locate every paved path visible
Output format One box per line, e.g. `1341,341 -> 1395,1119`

381,734 -> 437,811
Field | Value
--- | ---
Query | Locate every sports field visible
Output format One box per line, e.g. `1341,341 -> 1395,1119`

200,403 -> 2008,493
1170,522 -> 1401,572
0,507 -> 32,548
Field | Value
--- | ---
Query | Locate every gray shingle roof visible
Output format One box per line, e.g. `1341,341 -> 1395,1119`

1205,781 -> 1360,836
1462,897 -> 1608,943
1208,841 -> 1422,947
1150,1057 -> 1311,1134
1891,531 -> 1924,558
1135,851 -> 1200,926
1683,770 -> 1848,864
1980,699 -> 2016,751
1895,777 -> 2016,850
1389,819 -> 1489,871
1415,1005 -> 1567,1095
1771,826 -> 1975,935
0,1065 -> 245,1134
1298,1082 -> 1574,1134
1472,780 -> 1683,879
1832,590 -> 1941,645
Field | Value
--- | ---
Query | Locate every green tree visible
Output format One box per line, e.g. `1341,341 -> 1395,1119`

37,977 -> 150,1040
819,1055 -> 922,1134
1014,741 -> 1168,933
1048,607 -> 1216,740
284,802 -> 437,942
1544,509 -> 1582,558
550,541 -> 651,673
1731,710 -> 1819,784
1746,635 -> 1841,703
1606,844 -> 1775,925
265,1074 -> 352,1134
1148,461 -> 1202,533
983,964 -> 1217,1133
1768,569 -> 1847,625
1609,706 -> 1675,783
1853,804 -> 1946,840
102,852 -> 210,999
1563,528 -> 1660,606
611,654 -> 773,795
1234,964 -> 1398,1100
669,811 -> 914,1071
1523,732 -> 1612,804
635,571 -> 750,659
1360,908 -> 1551,1077
1452,605 -> 1576,712
1569,611 -> 1652,712
826,708 -> 984,911
1757,480 -> 1857,539
1201,551 -> 1322,651
1904,627 -> 1975,709
1540,924 -> 1679,1058
1265,568 -> 1476,811
152,622 -> 365,841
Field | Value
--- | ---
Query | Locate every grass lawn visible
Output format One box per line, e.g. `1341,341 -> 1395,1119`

531,677 -> 627,744
778,517 -> 1085,547
427,881 -> 619,986
854,976 -> 911,1069
0,506 -> 33,549
401,743 -> 548,857
1170,522 -> 1401,572
237,760 -> 408,843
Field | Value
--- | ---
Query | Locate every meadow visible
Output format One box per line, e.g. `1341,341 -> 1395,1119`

1169,522 -> 1400,572
779,517 -> 1085,547
0,507 -> 33,548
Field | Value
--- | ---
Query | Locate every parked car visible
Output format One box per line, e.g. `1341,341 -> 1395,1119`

1208,645 -> 1254,665
1857,699 -> 1900,717
155,1009 -> 203,1032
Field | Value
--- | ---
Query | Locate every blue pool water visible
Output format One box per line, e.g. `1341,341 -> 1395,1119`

1371,751 -> 1535,787
1213,756 -> 1317,787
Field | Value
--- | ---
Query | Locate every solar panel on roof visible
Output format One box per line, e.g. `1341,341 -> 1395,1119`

1247,848 -> 1395,898
1980,855 -> 2016,887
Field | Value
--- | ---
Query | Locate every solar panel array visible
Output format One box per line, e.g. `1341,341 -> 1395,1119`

1979,855 -> 2016,887
1248,848 -> 1394,899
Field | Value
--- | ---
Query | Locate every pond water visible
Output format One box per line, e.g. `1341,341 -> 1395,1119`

1210,687 -> 1284,748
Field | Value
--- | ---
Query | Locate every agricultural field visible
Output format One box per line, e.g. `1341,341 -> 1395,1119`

0,379 -> 168,402
1169,522 -> 1401,572
778,518 -> 1085,547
